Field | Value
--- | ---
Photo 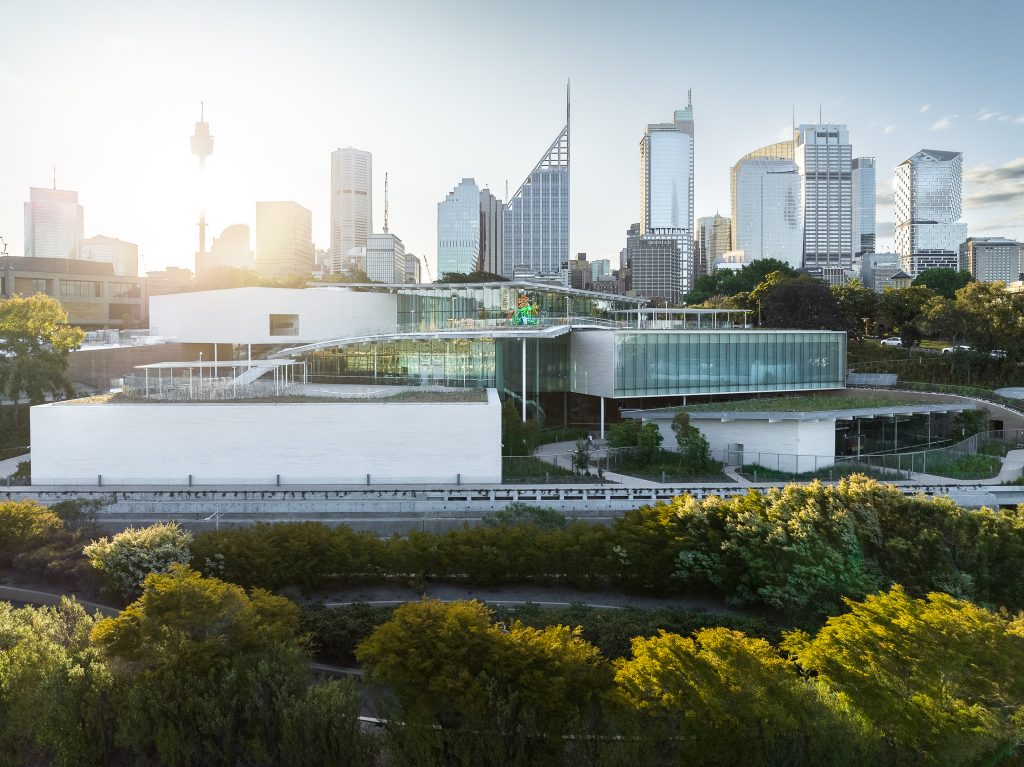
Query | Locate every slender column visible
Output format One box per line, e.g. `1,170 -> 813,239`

600,397 -> 605,440
521,337 -> 527,422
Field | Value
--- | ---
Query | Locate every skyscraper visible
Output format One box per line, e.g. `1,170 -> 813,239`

638,95 -> 694,301
479,187 -> 503,276
731,151 -> 802,269
366,233 -> 406,284
24,187 -> 83,260
695,214 -> 732,278
79,235 -> 139,277
895,150 -> 968,277
330,148 -> 372,274
960,237 -> 1022,284
852,157 -> 877,256
197,224 -> 254,276
254,202 -> 314,277
502,89 -> 569,277
794,124 -> 853,284
437,179 -> 482,278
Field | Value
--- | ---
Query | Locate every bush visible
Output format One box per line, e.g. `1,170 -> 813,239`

84,522 -> 193,601
0,500 -> 64,565
482,502 -> 568,530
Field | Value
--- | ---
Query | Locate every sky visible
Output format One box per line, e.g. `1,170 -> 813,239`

2,0 -> 1023,277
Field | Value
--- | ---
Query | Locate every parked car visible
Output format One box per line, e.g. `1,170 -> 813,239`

989,349 -> 1007,359
880,337 -> 903,347
941,345 -> 973,354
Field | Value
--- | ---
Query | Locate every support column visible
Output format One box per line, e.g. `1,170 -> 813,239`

600,396 -> 605,440
521,337 -> 527,422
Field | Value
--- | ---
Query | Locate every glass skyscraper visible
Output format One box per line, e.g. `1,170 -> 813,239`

852,157 -> 876,256
638,96 -> 694,301
437,178 -> 482,278
24,187 -> 83,260
502,92 -> 569,278
696,214 -> 731,277
366,233 -> 406,284
330,148 -> 372,275
254,201 -> 314,277
795,124 -> 853,284
894,150 -> 968,277
731,152 -> 802,269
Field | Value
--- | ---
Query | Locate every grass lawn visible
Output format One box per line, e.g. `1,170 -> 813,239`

608,449 -> 733,483
502,456 -> 578,483
919,453 -> 1002,480
738,464 -> 904,482
683,394 -> 933,413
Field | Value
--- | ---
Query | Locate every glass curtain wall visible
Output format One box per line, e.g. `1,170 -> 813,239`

614,331 -> 845,397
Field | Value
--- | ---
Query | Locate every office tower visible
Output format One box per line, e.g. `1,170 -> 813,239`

437,178 -> 482,278
196,224 -> 254,276
632,237 -> 682,303
366,233 -> 406,283
254,202 -> 314,277
794,124 -> 853,284
894,150 -> 968,277
960,237 -> 1022,283
730,142 -> 801,269
562,252 -> 590,289
24,187 -> 84,260
330,148 -> 372,274
852,157 -> 877,256
405,253 -> 422,283
590,258 -> 612,282
502,89 -> 569,277
79,235 -> 139,277
861,251 -> 901,291
479,188 -> 503,275
623,223 -> 641,269
638,95 -> 694,301
695,214 -> 732,278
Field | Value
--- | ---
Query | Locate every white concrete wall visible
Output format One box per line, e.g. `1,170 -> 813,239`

148,287 -> 397,344
31,390 -> 501,485
643,415 -> 837,474
569,330 -> 616,398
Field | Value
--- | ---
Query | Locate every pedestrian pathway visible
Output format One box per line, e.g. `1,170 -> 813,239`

0,452 -> 29,481
905,448 -> 1024,485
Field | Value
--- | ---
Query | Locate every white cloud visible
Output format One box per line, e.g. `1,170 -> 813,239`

920,104 -> 931,113
930,115 -> 957,130
883,124 -> 896,134
1016,116 -> 1024,125
977,108 -> 1001,121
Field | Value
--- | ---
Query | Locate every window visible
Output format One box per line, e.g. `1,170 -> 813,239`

60,280 -> 101,298
269,314 -> 299,336
110,282 -> 141,298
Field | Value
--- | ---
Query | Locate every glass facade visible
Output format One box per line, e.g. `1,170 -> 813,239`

895,150 -> 967,277
852,157 -> 876,256
795,124 -> 854,285
733,158 -> 802,268
502,125 -> 569,277
613,331 -> 846,397
437,178 -> 482,278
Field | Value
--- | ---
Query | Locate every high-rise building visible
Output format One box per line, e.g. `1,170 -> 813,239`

502,91 -> 569,277
861,251 -> 901,292
405,253 -> 422,284
437,178 -> 482,278
695,214 -> 732,279
254,202 -> 314,277
196,224 -> 254,276
730,143 -> 801,269
960,237 -> 1022,283
894,150 -> 968,277
479,188 -> 503,276
852,157 -> 877,256
632,237 -> 682,303
794,124 -> 853,284
589,258 -> 612,282
639,96 -> 694,301
366,233 -> 406,284
79,235 -> 139,277
330,148 -> 372,274
24,187 -> 84,260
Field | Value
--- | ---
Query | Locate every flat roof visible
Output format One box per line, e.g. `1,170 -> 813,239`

307,280 -> 649,304
623,403 -> 976,422
135,359 -> 297,370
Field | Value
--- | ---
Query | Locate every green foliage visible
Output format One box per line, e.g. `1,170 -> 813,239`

483,502 -> 569,530
830,278 -> 879,339
572,436 -> 592,473
0,499 -> 64,565
435,270 -> 508,283
279,679 -> 374,767
671,412 -> 714,473
912,267 -> 974,299
759,275 -> 843,329
501,399 -> 542,456
300,602 -> 396,665
607,419 -> 663,464
84,521 -> 193,601
785,586 -> 1024,765
0,292 -> 84,404
502,455 -> 575,481
685,258 -> 797,305
48,497 -> 108,532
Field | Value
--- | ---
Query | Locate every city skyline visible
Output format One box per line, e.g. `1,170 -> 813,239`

1,0 -> 1022,278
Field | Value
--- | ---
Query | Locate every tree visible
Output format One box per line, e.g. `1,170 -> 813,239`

0,293 -> 84,405
608,419 -> 663,465
920,296 -> 973,345
613,628 -> 867,766
831,279 -> 878,340
758,276 -> 842,329
685,258 -> 797,305
572,436 -> 592,474
670,412 -> 713,473
84,522 -> 193,601
876,285 -> 936,334
912,268 -> 973,299
501,399 -> 541,456
0,499 -> 64,565
435,271 -> 508,283
91,566 -> 312,767
784,586 -> 1024,765
483,502 -> 568,530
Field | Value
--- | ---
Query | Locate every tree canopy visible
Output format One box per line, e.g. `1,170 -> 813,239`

685,258 -> 797,305
435,271 -> 508,283
912,268 -> 974,299
0,292 -> 84,404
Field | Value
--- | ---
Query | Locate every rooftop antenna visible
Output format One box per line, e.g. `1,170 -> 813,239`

383,172 -> 389,233
52,165 -> 56,190
819,103 -> 822,124
688,88 -> 692,108
792,103 -> 795,138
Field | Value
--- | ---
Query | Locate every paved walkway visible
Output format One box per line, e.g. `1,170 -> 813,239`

0,584 -> 119,617
0,452 -> 29,481
903,448 -> 1024,485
